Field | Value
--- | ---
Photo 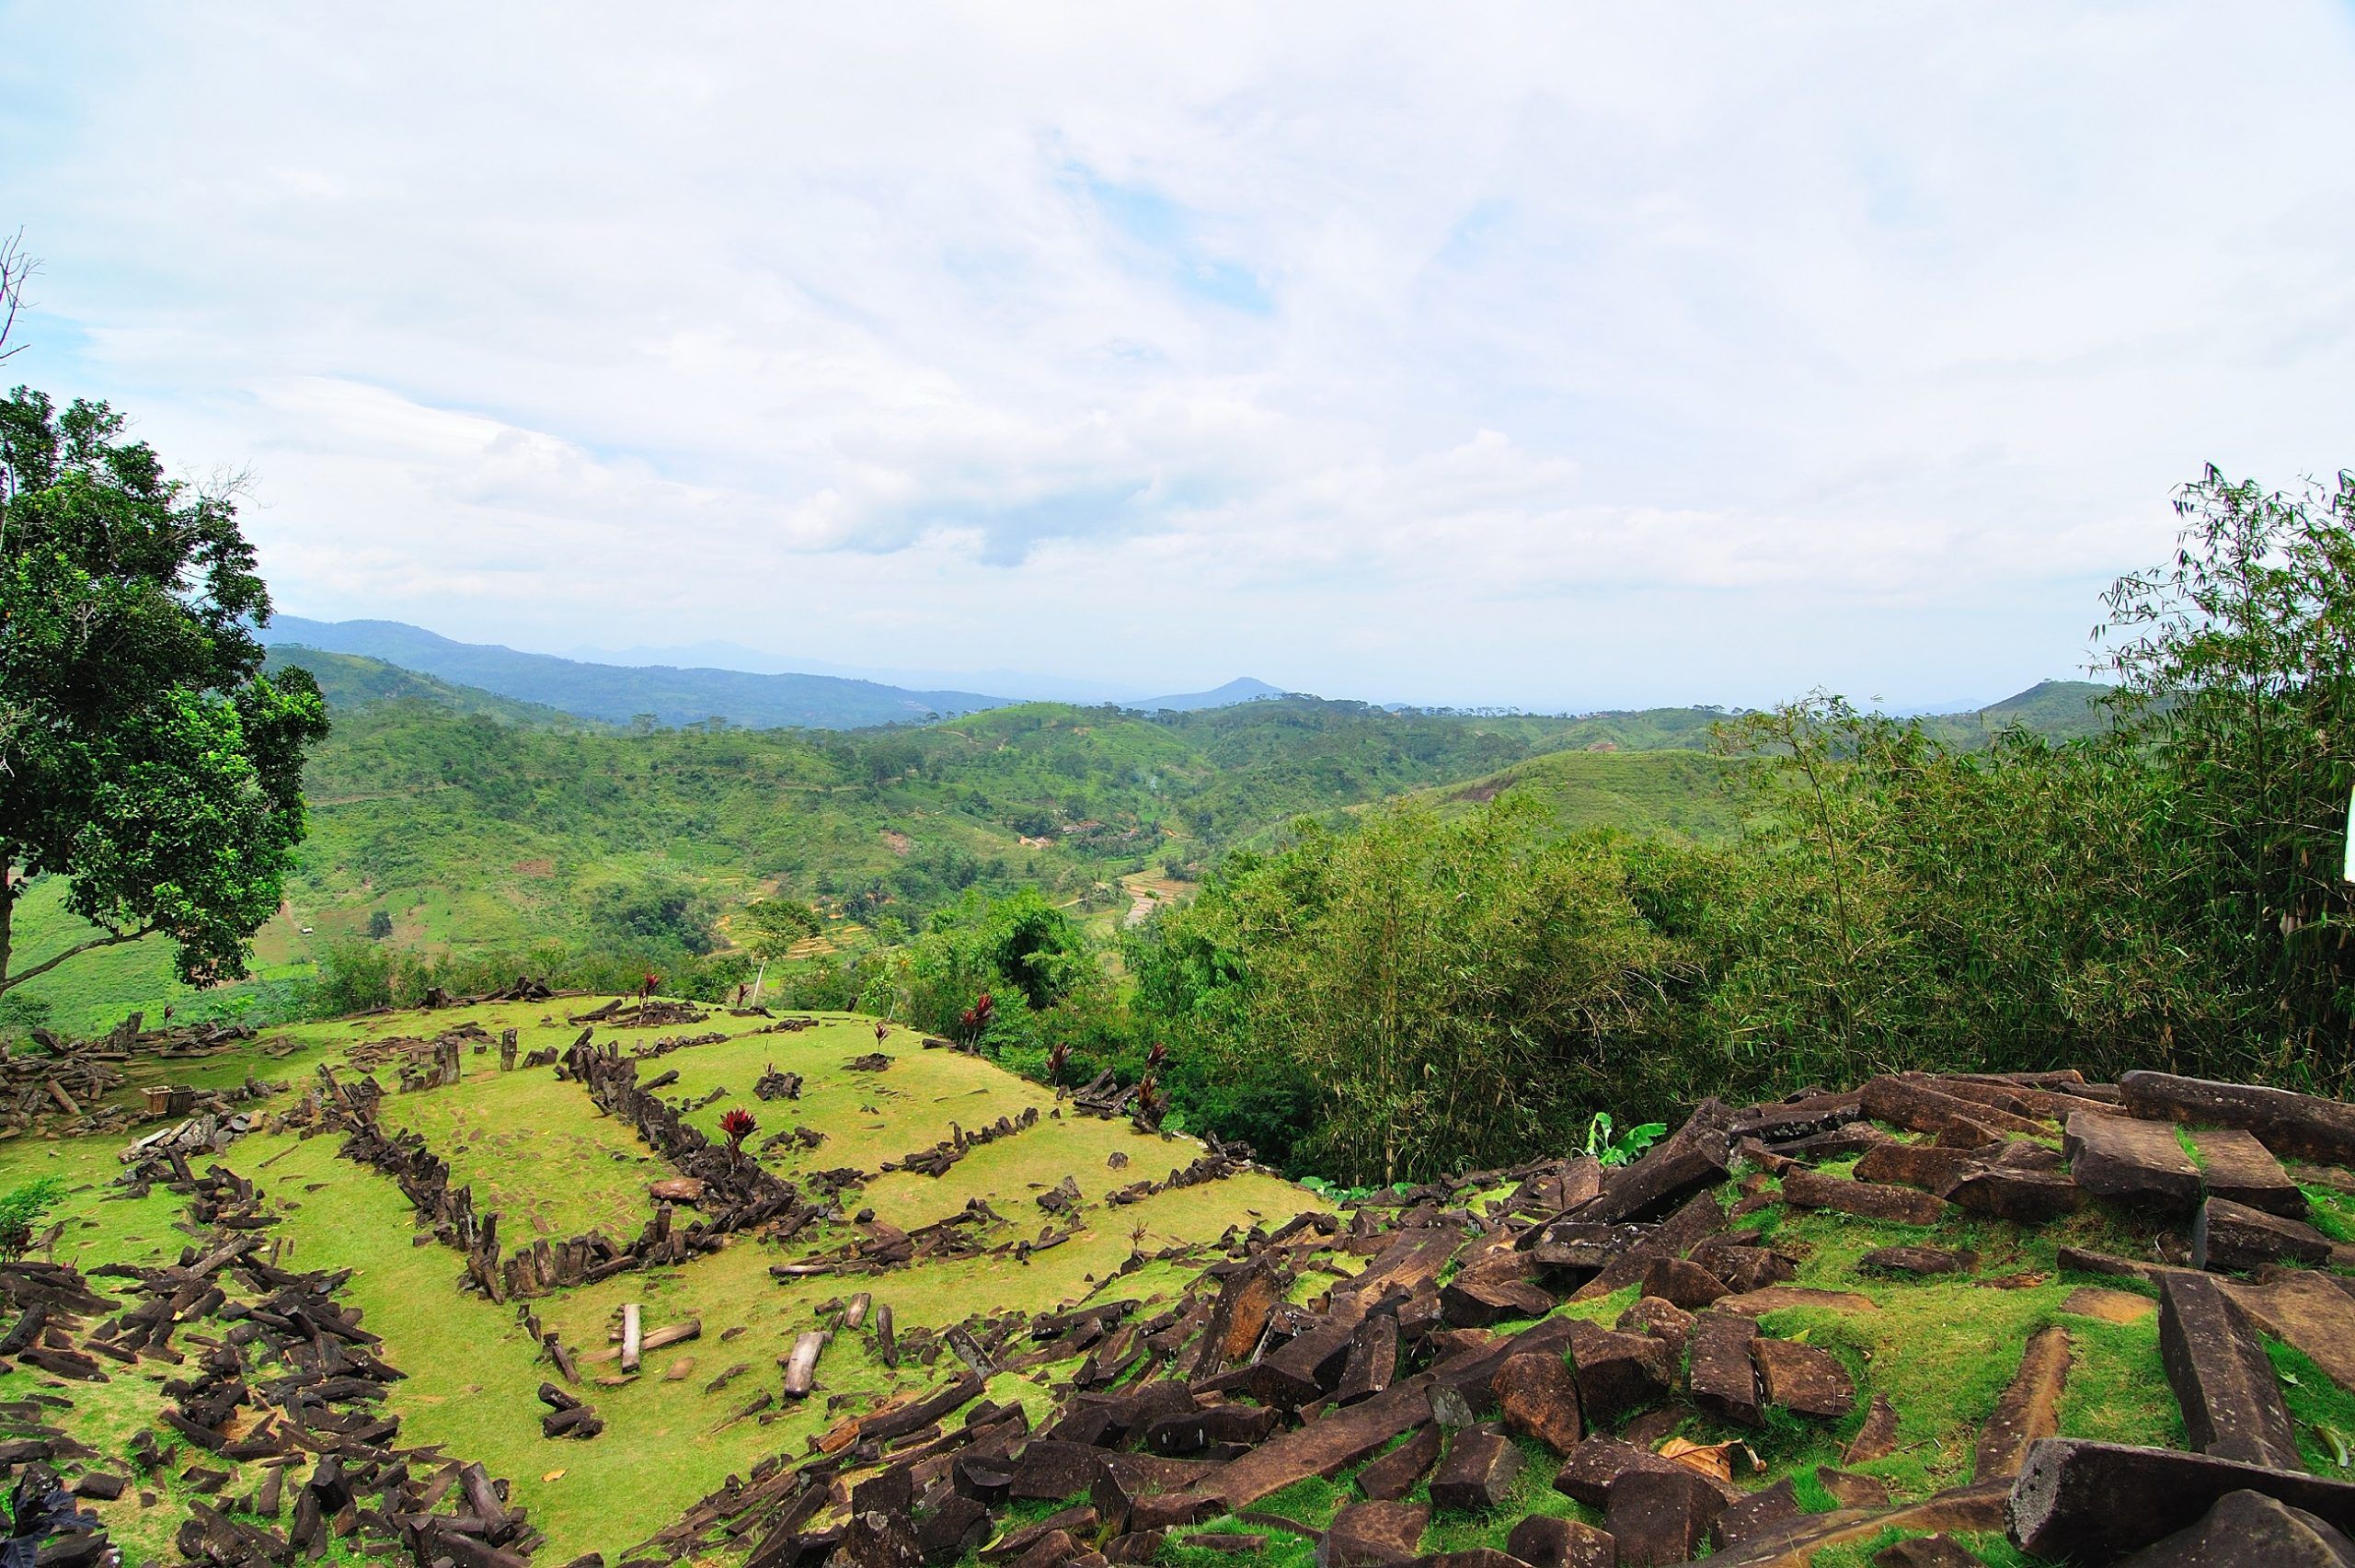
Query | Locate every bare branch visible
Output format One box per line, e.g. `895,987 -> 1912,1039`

0,230 -> 35,363
0,926 -> 158,996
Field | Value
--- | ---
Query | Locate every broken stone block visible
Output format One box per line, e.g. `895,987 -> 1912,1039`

1854,1141 -> 1981,1195
1492,1352 -> 1583,1455
2158,1271 -> 2303,1470
1684,1237 -> 1796,1293
1779,1168 -> 1949,1226
2194,1197 -> 2332,1274
1563,1319 -> 1671,1426
1814,1466 -> 1890,1508
1860,1244 -> 1977,1276
1552,1436 -> 1738,1510
2066,1111 -> 2202,1210
1685,1310 -> 1762,1428
1844,1392 -> 1901,1464
1605,1465 -> 1728,1567
1639,1257 -> 1728,1310
1429,1425 -> 1524,1513
1973,1324 -> 2071,1482
1944,1166 -> 2085,1222
1711,1476 -> 1799,1548
2189,1128 -> 2306,1218
2120,1070 -> 2355,1165
2009,1438 -> 2355,1561
2113,1486 -> 2355,1566
1504,1513 -> 1614,1568
1614,1296 -> 1694,1361
1355,1425 -> 1442,1501
1324,1499 -> 1429,1567
1752,1337 -> 1855,1418
914,1495 -> 991,1565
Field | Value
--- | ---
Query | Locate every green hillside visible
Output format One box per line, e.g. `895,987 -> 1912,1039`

1412,748 -> 1743,841
2,670 -> 2109,1036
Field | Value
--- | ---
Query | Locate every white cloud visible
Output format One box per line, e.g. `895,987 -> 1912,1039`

2,1 -> 2350,706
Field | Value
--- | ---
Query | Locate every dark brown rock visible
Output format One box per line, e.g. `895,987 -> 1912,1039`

2190,1128 -> 2306,1218
1974,1324 -> 2070,1482
1442,1257 -> 1557,1330
1011,1441 -> 1108,1503
1711,1476 -> 1800,1548
1504,1514 -> 1614,1568
1325,1500 -> 1430,1567
1201,1377 -> 1437,1510
1863,1074 -> 2044,1139
1492,1352 -> 1583,1455
1845,1392 -> 1901,1463
1356,1425 -> 1443,1501
1639,1257 -> 1729,1310
1854,1141 -> 1981,1195
1551,1436 -> 1739,1509
1780,1167 -> 1949,1226
914,1495 -> 992,1565
1684,1237 -> 1796,1293
2008,1438 -> 2355,1562
1945,1167 -> 2085,1222
1685,1310 -> 1762,1428
1563,1319 -> 1672,1426
1753,1337 -> 1855,1418
1556,1102 -> 1734,1227
2120,1070 -> 2355,1165
2195,1197 -> 2332,1274
1333,1310 -> 1400,1406
1861,1244 -> 1977,1276
1190,1257 -> 1286,1377
1429,1425 -> 1523,1513
2159,1271 -> 2302,1469
1815,1466 -> 1892,1508
1526,1221 -> 1654,1276
2067,1112 -> 2202,1209
1614,1296 -> 1694,1361
2114,1487 -> 2355,1566
1606,1465 -> 1728,1566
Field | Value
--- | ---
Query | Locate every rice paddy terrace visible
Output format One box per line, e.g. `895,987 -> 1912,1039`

4,1011 -> 2355,1567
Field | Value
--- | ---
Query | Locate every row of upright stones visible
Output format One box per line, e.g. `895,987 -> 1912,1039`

736,1067 -> 2355,1568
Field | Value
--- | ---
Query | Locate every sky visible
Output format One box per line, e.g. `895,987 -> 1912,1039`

3,4 -> 2352,711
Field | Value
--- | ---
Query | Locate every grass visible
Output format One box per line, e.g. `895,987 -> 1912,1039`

0,998 -> 1324,1562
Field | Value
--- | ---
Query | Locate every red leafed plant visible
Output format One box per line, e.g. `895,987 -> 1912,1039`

719,1107 -> 757,1154
1133,1074 -> 1165,1126
959,990 -> 997,1044
641,972 -> 663,1000
874,1020 -> 890,1046
1144,1041 -> 1168,1072
1045,1040 -> 1071,1084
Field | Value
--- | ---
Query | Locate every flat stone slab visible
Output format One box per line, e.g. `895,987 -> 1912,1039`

1711,1477 -> 1799,1549
1752,1338 -> 1856,1418
1945,1166 -> 2085,1222
2121,1070 -> 2355,1165
1815,1466 -> 1891,1508
1845,1392 -> 1901,1463
1196,1376 -> 1434,1510
2008,1437 -> 2355,1561
2067,1110 -> 2203,1209
1325,1500 -> 1429,1567
2159,1271 -> 2303,1470
1505,1513 -> 1614,1568
1354,1424 -> 1442,1502
1718,1286 -> 1879,1315
2195,1196 -> 2332,1273
2115,1486 -> 2355,1567
2060,1285 -> 2156,1323
1780,1168 -> 1949,1226
1973,1324 -> 2070,1482
1860,1245 -> 1977,1276
1869,1538 -> 1985,1568
1863,1074 -> 2046,1139
1853,1141 -> 1981,1195
1640,1256 -> 1729,1309
1686,1310 -> 1762,1428
1551,1436 -> 1739,1508
2191,1127 -> 2307,1218
2224,1271 -> 2355,1392
1699,1482 -> 2008,1568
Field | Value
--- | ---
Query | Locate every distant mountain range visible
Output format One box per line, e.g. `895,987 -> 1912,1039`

257,616 -> 1287,728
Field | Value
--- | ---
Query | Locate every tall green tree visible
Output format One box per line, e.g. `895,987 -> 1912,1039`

0,386 -> 327,1000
